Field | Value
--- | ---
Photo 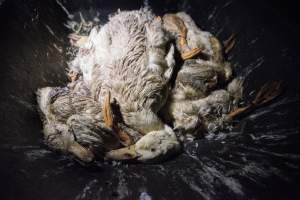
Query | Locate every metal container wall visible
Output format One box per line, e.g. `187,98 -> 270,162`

0,0 -> 299,199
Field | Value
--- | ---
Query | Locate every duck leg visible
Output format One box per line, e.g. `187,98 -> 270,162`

223,33 -> 236,55
162,14 -> 201,60
228,81 -> 283,119
103,91 -> 133,146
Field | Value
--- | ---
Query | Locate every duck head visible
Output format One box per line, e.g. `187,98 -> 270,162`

105,125 -> 181,162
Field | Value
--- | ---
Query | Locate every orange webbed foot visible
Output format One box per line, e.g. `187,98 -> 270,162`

181,47 -> 202,60
228,81 -> 283,119
223,33 -> 236,55
103,91 -> 133,146
103,91 -> 114,129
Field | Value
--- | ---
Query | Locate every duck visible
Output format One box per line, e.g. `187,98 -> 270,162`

36,77 -> 142,162
159,12 -> 234,135
161,12 -> 282,138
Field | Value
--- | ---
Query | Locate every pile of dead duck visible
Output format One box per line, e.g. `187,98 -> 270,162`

37,9 -> 282,164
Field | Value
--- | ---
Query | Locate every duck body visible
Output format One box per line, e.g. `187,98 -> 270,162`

165,78 -> 243,135
161,12 -> 242,136
37,10 -> 253,163
37,79 -> 143,162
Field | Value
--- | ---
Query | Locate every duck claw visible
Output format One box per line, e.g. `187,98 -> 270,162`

223,33 -> 236,54
252,81 -> 283,107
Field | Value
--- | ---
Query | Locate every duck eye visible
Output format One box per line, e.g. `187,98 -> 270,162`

150,148 -> 156,152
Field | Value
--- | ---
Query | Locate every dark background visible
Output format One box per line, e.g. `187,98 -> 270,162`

0,0 -> 299,199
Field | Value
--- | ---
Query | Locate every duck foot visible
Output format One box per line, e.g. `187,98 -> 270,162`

228,81 -> 283,119
162,14 -> 202,60
103,91 -> 114,128
223,33 -> 236,55
103,91 -> 133,146
181,46 -> 202,60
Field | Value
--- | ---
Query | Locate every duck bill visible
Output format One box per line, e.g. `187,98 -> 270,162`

68,141 -> 95,163
105,145 -> 139,160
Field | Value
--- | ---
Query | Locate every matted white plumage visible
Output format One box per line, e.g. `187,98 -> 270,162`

37,9 -> 281,163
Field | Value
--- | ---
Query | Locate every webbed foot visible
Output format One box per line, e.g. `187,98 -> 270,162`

223,33 -> 236,55
228,81 -> 283,119
103,91 -> 114,128
162,14 -> 202,60
180,46 -> 202,60
252,81 -> 283,106
103,91 -> 133,146
177,24 -> 202,60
